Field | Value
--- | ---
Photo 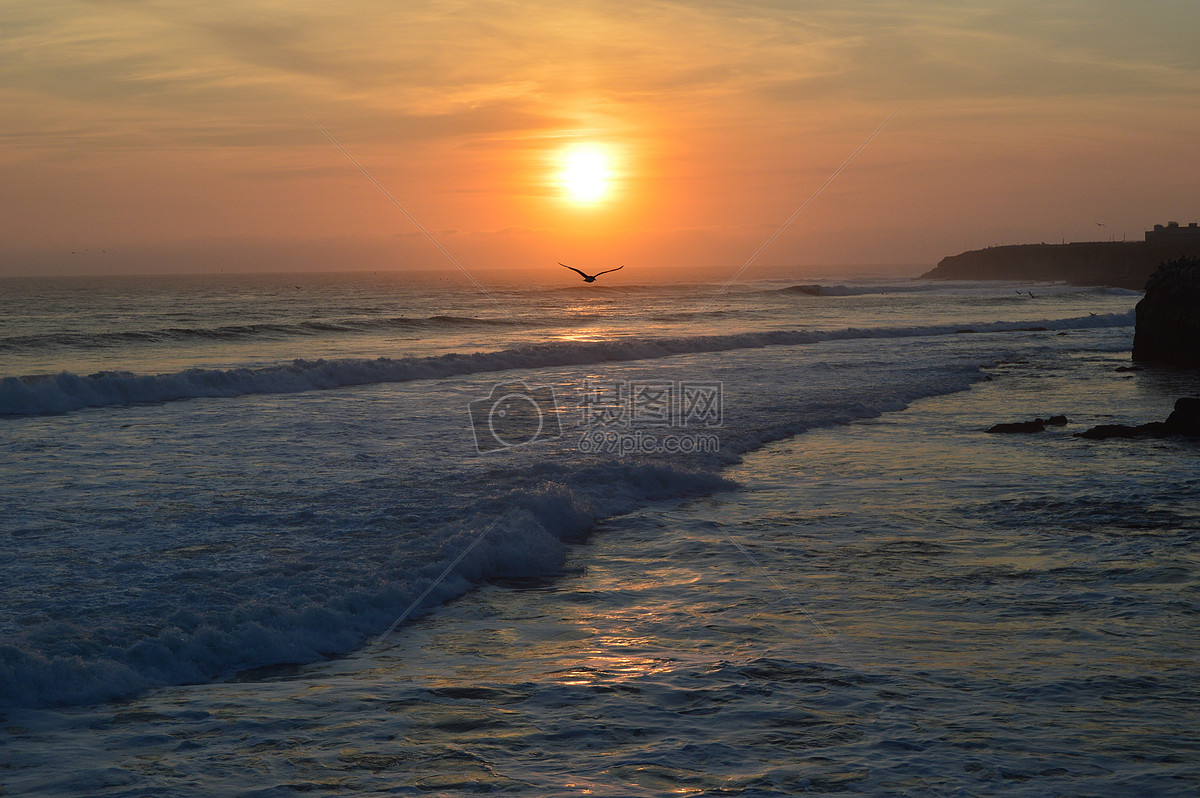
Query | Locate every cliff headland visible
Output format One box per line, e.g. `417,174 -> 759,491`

921,222 -> 1200,290
1133,257 -> 1200,367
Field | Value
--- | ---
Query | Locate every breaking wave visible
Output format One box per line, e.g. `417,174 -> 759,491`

0,312 -> 1133,417
0,314 -> 522,352
769,282 -> 945,296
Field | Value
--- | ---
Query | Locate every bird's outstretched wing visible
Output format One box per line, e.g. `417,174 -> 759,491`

559,262 -> 589,278
593,265 -> 625,277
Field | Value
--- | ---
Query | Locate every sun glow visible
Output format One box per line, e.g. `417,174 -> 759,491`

557,144 -> 613,205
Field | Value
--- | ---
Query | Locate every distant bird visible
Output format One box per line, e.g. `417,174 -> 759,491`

560,263 -> 624,283
1096,222 -> 1106,227
1027,291 -> 1037,298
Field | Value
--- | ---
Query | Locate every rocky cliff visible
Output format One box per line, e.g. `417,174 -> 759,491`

921,241 -> 1199,290
1132,257 -> 1200,367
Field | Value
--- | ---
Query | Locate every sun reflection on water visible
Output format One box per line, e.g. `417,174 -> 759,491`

546,632 -> 678,686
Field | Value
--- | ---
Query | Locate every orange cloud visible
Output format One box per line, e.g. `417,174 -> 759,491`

2,1 -> 1198,275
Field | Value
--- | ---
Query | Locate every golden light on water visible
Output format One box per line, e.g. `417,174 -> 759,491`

557,144 -> 614,205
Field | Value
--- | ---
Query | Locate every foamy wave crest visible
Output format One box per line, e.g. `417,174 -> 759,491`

769,282 -> 948,296
0,463 -> 733,708
0,312 -> 1133,417
1087,286 -> 1143,297
0,314 -> 522,352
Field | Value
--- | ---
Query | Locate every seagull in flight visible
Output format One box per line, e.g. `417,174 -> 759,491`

560,263 -> 624,283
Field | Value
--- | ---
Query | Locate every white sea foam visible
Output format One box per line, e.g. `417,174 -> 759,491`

0,462 -> 735,708
0,312 -> 1132,417
0,314 -> 523,352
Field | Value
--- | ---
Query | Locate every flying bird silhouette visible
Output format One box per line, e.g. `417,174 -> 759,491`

560,263 -> 624,283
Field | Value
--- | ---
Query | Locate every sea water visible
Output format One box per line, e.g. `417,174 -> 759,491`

1,270 -> 1197,795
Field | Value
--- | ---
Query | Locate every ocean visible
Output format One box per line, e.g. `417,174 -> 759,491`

1,269 -> 1197,796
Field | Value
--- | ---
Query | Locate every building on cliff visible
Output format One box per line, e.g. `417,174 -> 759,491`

1146,221 -> 1200,245
922,220 -> 1200,289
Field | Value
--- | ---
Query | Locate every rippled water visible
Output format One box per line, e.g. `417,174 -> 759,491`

3,314 -> 1198,795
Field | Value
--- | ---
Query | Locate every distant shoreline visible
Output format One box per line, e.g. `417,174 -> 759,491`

921,238 -> 1200,291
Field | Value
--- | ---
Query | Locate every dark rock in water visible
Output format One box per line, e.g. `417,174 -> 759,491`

986,415 -> 1068,433
1132,257 -> 1200,367
1077,397 -> 1200,440
1077,422 -> 1167,440
987,419 -> 1046,433
1165,397 -> 1200,435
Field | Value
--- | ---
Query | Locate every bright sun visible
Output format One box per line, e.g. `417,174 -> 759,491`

557,144 -> 613,204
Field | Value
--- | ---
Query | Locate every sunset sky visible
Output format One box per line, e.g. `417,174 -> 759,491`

2,0 -> 1198,276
